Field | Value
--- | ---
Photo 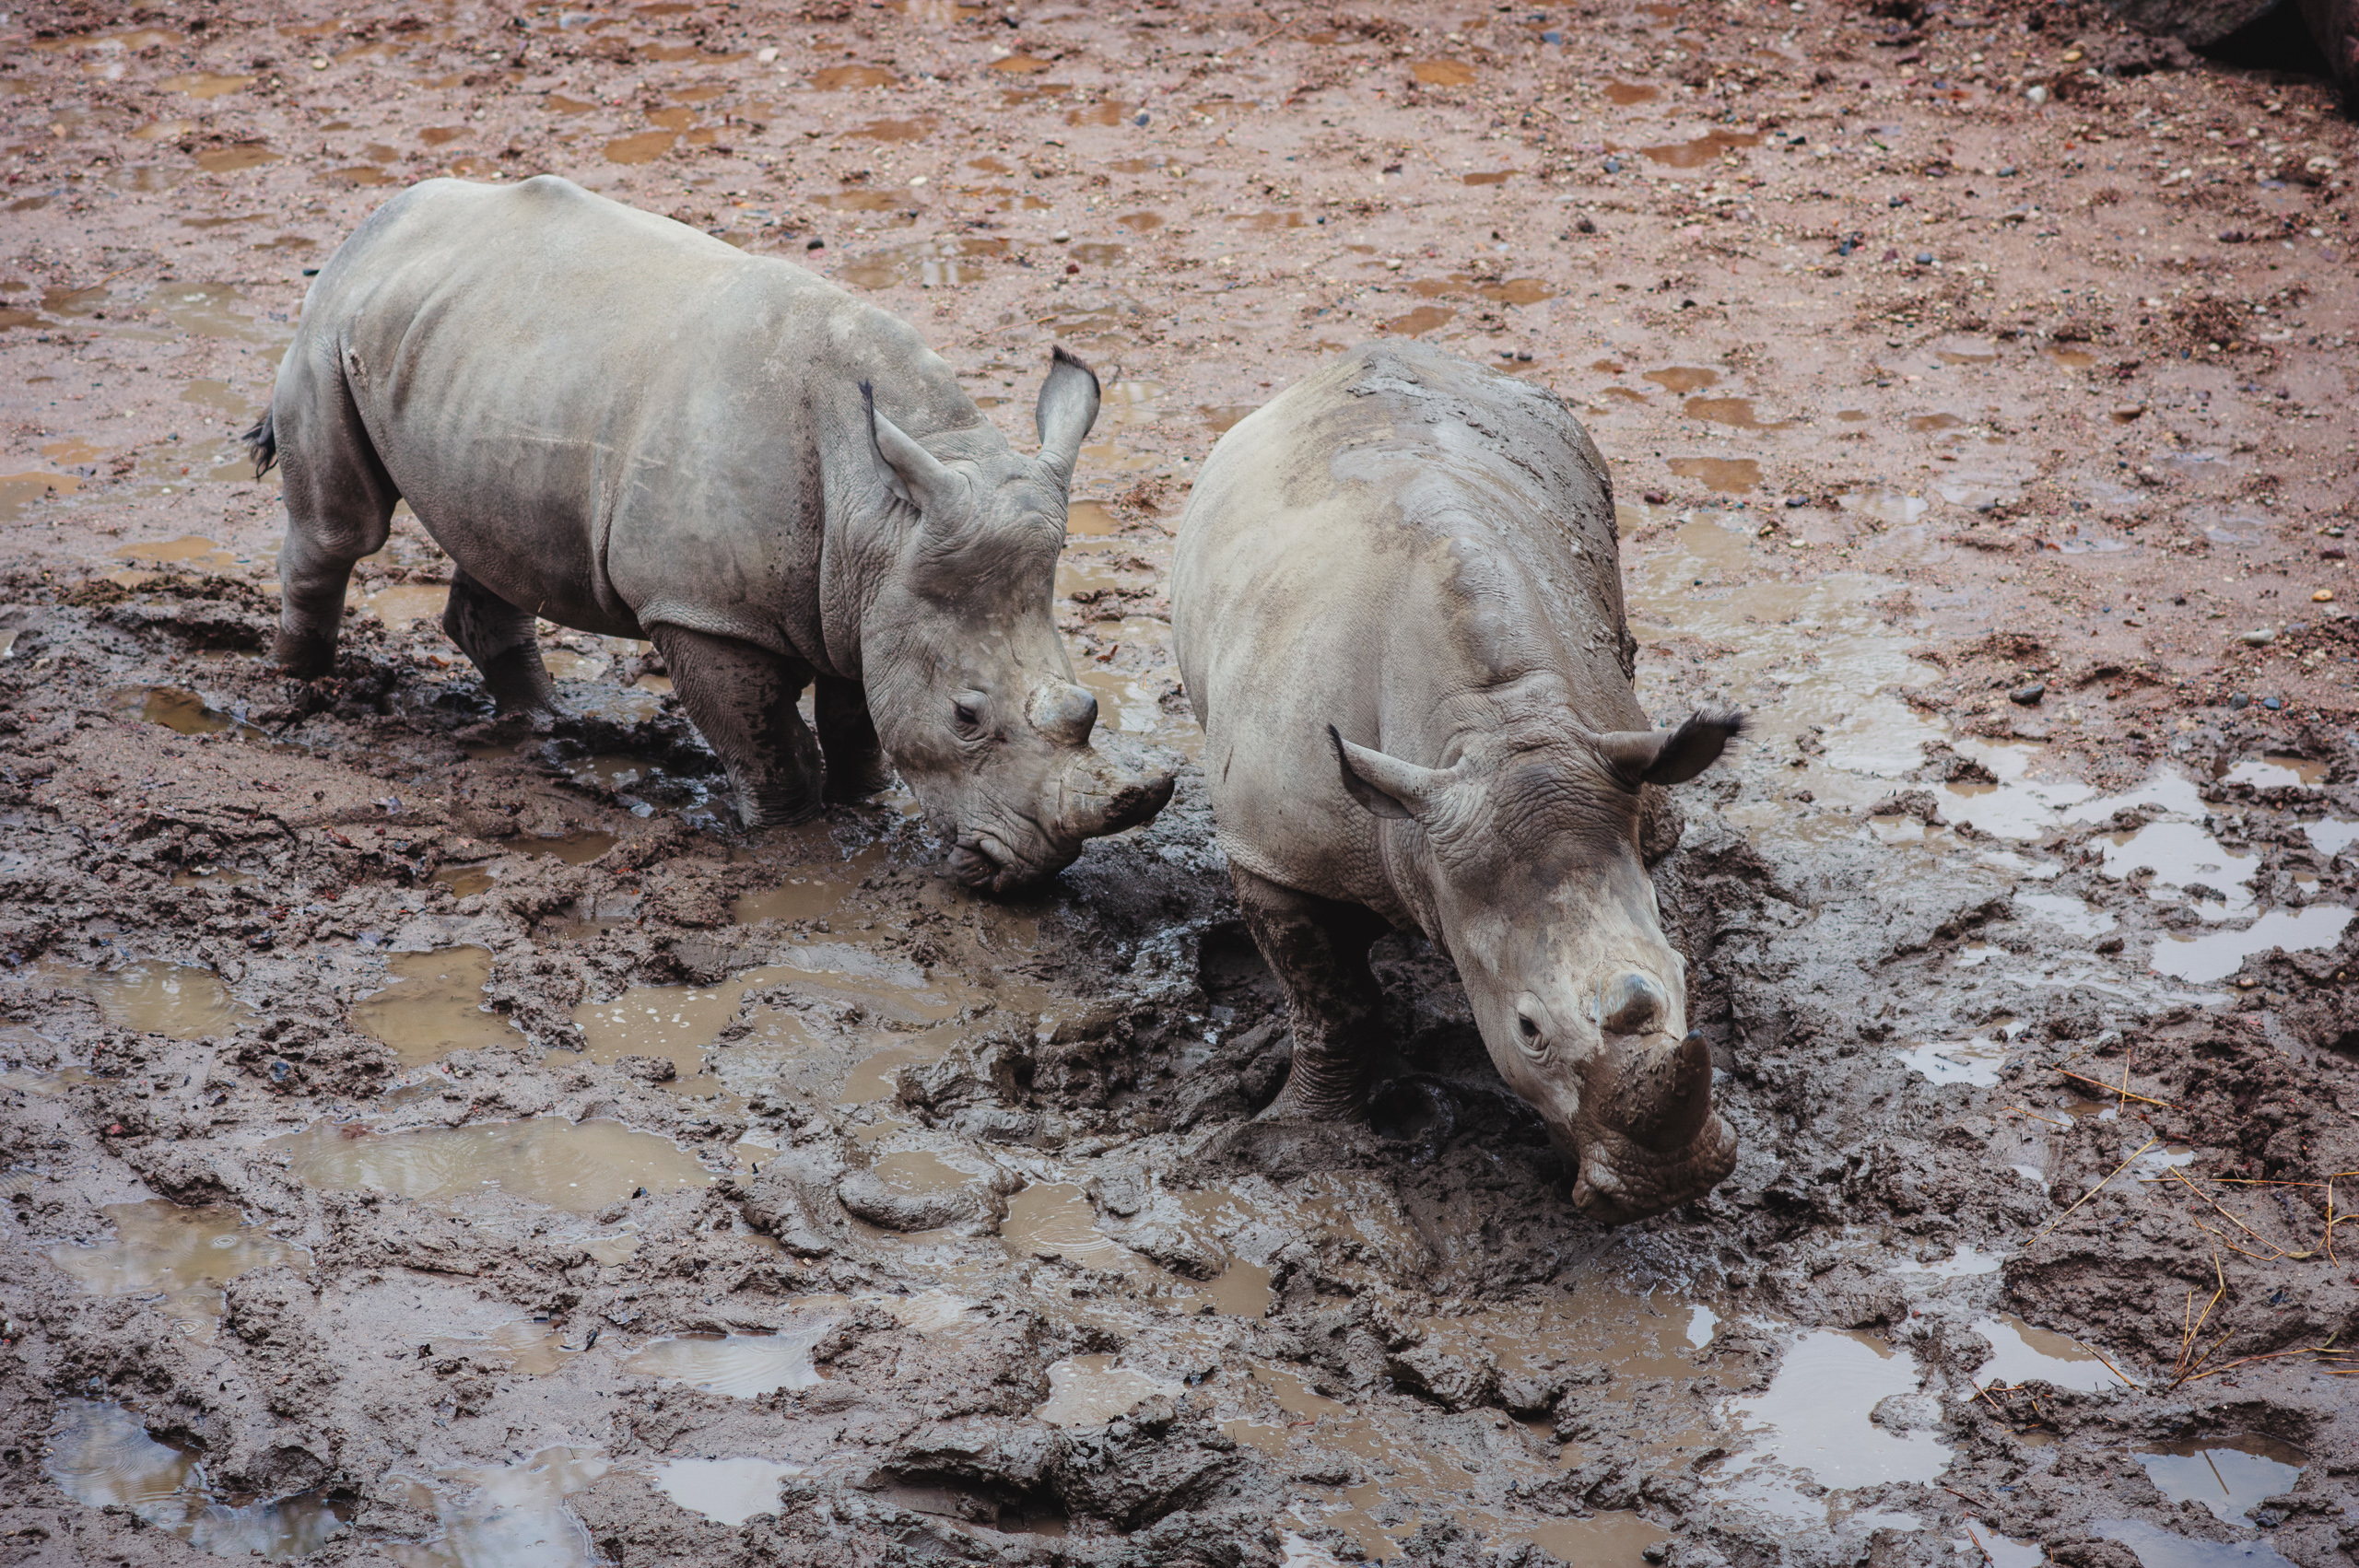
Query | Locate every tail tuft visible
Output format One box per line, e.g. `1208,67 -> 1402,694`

241,410 -> 277,478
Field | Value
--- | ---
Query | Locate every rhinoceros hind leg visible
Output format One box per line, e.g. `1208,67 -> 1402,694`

270,367 -> 398,679
1232,867 -> 1391,1123
442,568 -> 553,714
816,676 -> 893,802
650,624 -> 825,827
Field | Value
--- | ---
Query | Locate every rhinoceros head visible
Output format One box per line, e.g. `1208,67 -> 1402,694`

858,347 -> 1173,893
1332,708 -> 1744,1223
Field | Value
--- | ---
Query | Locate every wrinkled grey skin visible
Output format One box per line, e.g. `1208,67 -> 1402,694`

249,176 -> 1170,890
1172,342 -> 1742,1224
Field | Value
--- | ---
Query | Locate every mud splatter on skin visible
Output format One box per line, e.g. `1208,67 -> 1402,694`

3,0 -> 2357,1562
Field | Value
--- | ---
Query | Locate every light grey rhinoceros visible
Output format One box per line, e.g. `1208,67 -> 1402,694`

247,175 -> 1170,890
1171,341 -> 1742,1223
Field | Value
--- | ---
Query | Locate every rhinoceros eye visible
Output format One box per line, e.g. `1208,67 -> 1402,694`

1513,996 -> 1552,1062
952,697 -> 984,734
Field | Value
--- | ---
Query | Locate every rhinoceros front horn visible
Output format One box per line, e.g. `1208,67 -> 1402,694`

1054,749 -> 1175,840
1601,1028 -> 1719,1153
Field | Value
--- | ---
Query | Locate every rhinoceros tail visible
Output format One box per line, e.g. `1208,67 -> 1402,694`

241,408 -> 278,479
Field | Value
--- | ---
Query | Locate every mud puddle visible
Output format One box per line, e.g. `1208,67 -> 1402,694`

46,1398 -> 350,1559
623,1321 -> 839,1398
46,1199 -> 311,1343
388,1447 -> 608,1568
651,1457 -> 802,1527
269,1118 -> 713,1212
33,957 -> 250,1038
351,947 -> 521,1068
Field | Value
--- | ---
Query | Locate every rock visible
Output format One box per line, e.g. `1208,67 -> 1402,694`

2241,626 -> 2277,646
2009,681 -> 2047,705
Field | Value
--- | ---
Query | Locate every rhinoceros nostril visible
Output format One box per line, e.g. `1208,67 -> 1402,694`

1599,972 -> 1667,1036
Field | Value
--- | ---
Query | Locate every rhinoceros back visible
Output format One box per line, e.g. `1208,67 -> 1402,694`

1173,341 -> 1639,912
280,175 -> 970,666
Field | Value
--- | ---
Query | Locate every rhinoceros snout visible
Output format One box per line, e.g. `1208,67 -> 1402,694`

1562,1030 -> 1738,1224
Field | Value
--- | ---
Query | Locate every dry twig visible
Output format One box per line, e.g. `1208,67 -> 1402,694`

2037,1135 -> 2157,1240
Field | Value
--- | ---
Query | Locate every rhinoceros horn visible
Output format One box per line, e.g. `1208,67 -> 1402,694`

1054,747 -> 1175,840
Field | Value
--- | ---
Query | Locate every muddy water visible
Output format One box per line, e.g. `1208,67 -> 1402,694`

389,1447 -> 607,1568
46,1398 -> 349,1558
1720,1331 -> 1945,1527
2151,905 -> 2353,983
270,1118 -> 712,1212
35,958 -> 248,1038
653,1457 -> 800,1527
419,1316 -> 576,1376
623,1321 -> 837,1397
569,979 -> 743,1097
111,685 -> 270,742
2135,1434 -> 2303,1524
350,948 -> 521,1069
1036,1355 -> 1181,1427
1972,1314 -> 2122,1391
729,841 -> 888,926
46,1199 -> 311,1343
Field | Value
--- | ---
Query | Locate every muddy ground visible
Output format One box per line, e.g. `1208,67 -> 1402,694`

3,0 -> 2358,1563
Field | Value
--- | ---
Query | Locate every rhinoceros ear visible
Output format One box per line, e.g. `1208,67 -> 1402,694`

863,380 -> 963,516
1590,708 -> 1746,789
1329,725 -> 1456,822
1035,345 -> 1100,485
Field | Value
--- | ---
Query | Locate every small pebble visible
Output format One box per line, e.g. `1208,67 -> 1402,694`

1915,252 -> 1935,264
2009,682 -> 2046,706
1575,216 -> 1597,234
2229,693 -> 2250,709
2262,696 -> 2283,710
1050,229 -> 1071,243
2240,627 -> 2275,647
1133,111 -> 1150,126
805,238 -> 825,251
1602,157 -> 1621,172
2313,588 -> 2335,602
1785,496 -> 1807,508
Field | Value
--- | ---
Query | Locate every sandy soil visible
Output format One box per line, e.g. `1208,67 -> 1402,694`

3,0 -> 2358,1564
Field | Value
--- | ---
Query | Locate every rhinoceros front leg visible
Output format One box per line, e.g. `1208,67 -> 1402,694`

649,624 -> 825,827
441,567 -> 553,714
1232,867 -> 1391,1122
815,675 -> 892,803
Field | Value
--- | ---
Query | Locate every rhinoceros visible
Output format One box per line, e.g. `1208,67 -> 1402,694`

246,175 -> 1170,890
1171,341 -> 1742,1223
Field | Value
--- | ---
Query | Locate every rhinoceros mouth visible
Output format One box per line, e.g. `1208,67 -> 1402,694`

946,832 -> 1016,892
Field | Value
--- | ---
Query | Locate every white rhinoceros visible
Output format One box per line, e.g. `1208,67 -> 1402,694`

1172,341 -> 1742,1223
247,175 -> 1169,890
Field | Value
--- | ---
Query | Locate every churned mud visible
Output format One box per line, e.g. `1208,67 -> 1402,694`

3,0 -> 2357,1563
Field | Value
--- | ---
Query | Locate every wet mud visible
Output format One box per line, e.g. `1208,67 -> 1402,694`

4,0 -> 2358,1563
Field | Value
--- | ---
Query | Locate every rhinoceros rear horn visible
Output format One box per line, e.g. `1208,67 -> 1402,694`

863,380 -> 964,517
1035,345 -> 1100,485
1591,708 -> 1746,790
1329,726 -> 1458,822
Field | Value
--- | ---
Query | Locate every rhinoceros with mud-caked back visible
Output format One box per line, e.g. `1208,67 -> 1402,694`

248,174 -> 1170,890
1173,341 -> 1742,1224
